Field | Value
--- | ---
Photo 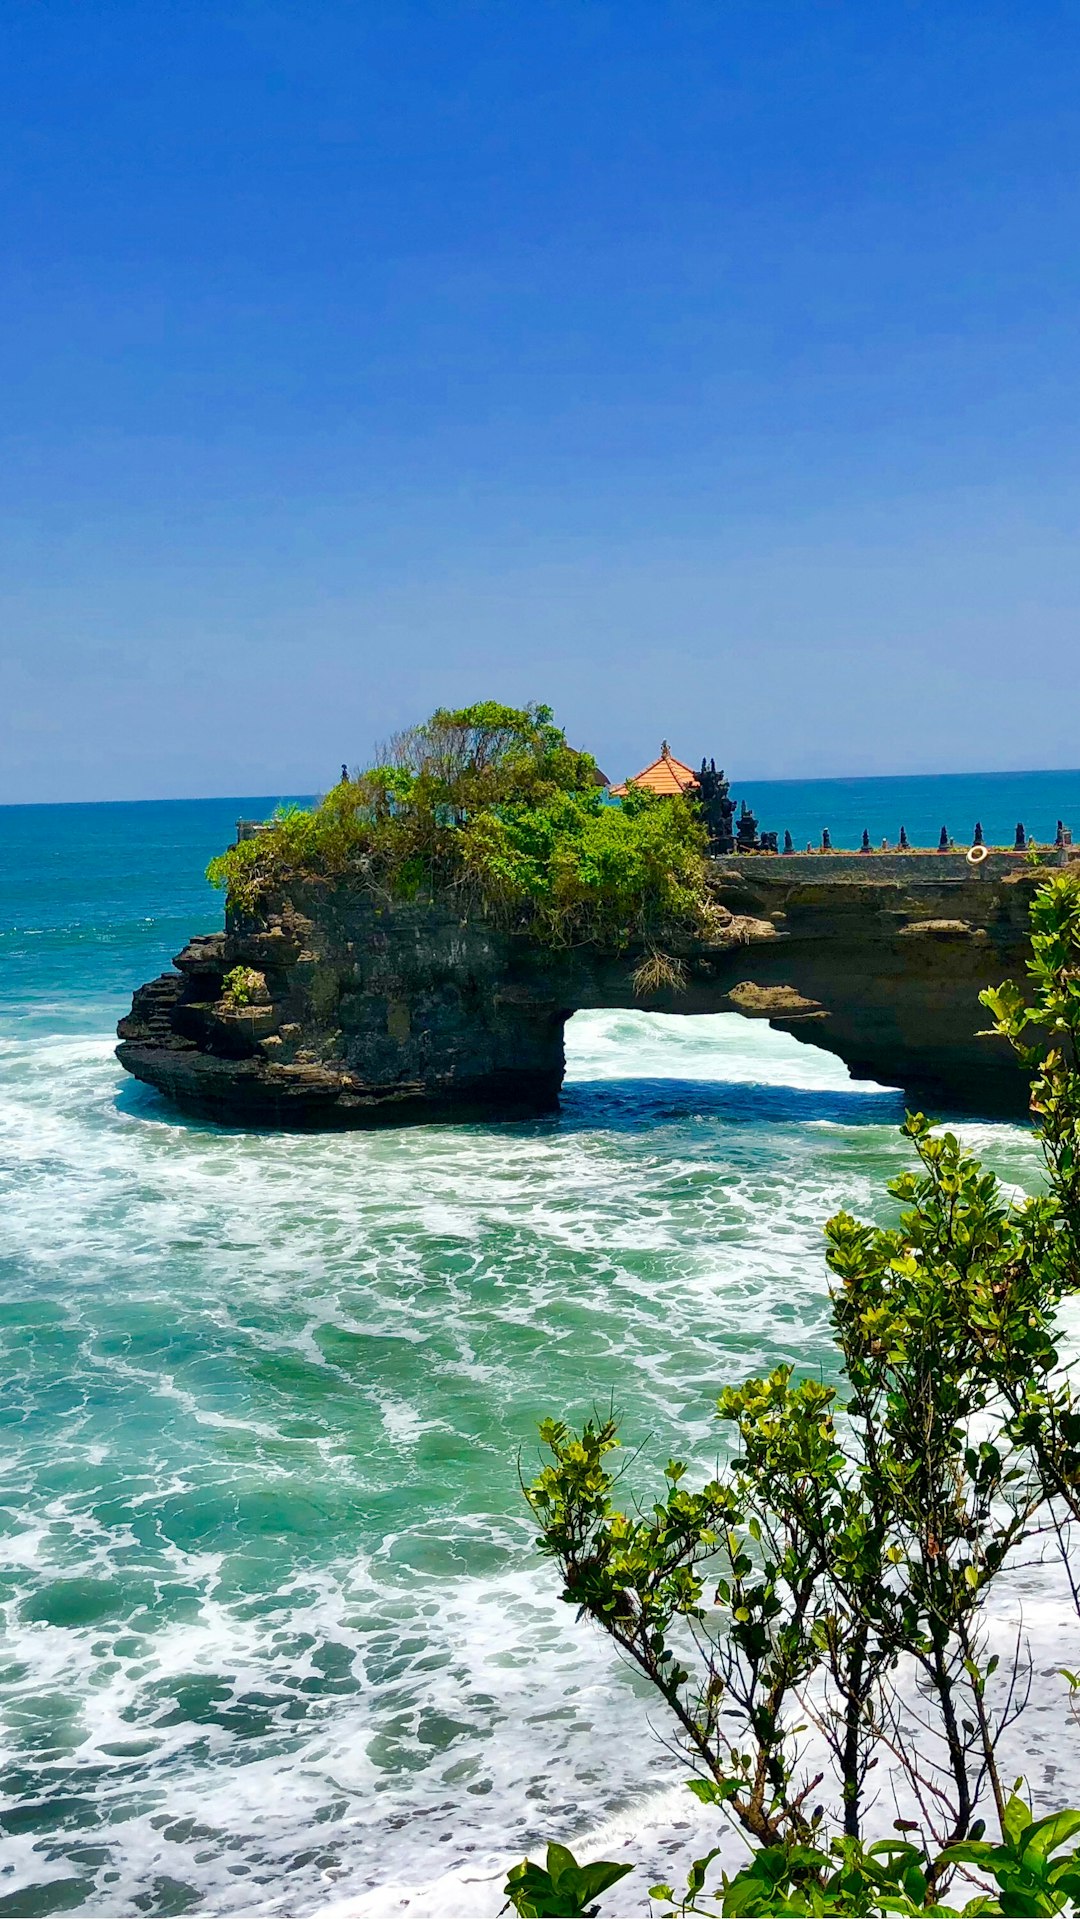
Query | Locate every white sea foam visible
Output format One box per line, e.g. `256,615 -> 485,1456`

0,1012 -> 1051,1914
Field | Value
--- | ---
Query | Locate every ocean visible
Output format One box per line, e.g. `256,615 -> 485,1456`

2,773 -> 1079,1918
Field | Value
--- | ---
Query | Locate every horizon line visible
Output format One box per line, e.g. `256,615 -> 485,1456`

4,764 -> 1080,810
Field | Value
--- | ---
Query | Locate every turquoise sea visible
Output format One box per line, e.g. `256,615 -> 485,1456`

1,772 -> 1078,1917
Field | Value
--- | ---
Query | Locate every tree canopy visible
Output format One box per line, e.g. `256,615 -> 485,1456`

207,701 -> 714,952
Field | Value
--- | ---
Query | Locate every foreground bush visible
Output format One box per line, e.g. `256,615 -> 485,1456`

509,874 -> 1080,1916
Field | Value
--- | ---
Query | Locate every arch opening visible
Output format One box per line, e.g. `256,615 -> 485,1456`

562,1009 -> 902,1126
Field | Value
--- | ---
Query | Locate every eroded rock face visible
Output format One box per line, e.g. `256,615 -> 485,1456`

119,891 -> 569,1126
116,856 -> 1056,1127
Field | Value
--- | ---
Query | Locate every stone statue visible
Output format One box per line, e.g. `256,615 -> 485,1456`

899,826 -> 910,850
783,829 -> 794,854
696,760 -> 776,855
1015,822 -> 1027,850
861,829 -> 871,852
736,800 -> 759,852
938,827 -> 950,851
973,821 -> 984,846
697,760 -> 736,855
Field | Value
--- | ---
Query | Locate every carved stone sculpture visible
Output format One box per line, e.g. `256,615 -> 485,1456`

697,760 -> 736,855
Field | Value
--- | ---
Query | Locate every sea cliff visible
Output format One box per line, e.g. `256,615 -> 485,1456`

117,852 -> 1051,1124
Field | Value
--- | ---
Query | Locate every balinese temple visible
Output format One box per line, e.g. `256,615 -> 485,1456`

609,743 -> 698,798
610,743 -> 777,855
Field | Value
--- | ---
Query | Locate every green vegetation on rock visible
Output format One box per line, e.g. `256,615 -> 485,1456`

206,702 -> 714,951
220,965 -> 263,1006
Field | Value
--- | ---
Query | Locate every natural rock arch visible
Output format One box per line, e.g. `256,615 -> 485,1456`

117,854 -> 1047,1126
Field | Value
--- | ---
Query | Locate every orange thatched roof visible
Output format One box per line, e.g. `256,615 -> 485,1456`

610,742 -> 699,798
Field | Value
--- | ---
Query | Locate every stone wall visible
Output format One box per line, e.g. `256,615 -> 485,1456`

713,849 -> 1064,882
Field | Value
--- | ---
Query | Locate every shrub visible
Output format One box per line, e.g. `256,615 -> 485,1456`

220,965 -> 264,1006
206,702 -> 712,952
503,1844 -> 633,1916
514,874 -> 1080,1915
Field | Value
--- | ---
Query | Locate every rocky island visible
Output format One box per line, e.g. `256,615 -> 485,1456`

117,706 -> 1061,1125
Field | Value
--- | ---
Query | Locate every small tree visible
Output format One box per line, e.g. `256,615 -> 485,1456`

515,874 -> 1080,1916
206,699 -> 721,957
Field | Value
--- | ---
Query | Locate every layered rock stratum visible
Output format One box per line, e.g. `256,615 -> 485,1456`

116,851 -> 1063,1126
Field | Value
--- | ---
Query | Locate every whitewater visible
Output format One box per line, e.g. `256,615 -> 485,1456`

1,792 -> 1078,1916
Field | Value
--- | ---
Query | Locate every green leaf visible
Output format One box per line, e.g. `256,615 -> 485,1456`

1003,1793 -> 1035,1850
687,1776 -> 740,1805
939,1842 -> 1006,1868
993,1890 -> 1052,1917
577,1861 -> 635,1903
1021,1808 -> 1080,1860
545,1844 -> 578,1886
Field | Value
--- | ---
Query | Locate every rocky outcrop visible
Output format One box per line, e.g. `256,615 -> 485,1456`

117,854 -> 1061,1127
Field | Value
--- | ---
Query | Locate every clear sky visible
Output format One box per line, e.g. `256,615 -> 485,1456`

2,1 -> 1079,803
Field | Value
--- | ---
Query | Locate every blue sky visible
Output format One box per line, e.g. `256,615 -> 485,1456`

2,1 -> 1079,802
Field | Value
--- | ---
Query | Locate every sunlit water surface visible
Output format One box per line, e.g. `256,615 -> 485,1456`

0,797 -> 1062,1916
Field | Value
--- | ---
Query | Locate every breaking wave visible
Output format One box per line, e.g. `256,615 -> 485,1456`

0,1004 -> 1048,1914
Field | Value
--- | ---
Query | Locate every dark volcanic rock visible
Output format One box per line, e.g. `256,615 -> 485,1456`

116,855 -> 1061,1127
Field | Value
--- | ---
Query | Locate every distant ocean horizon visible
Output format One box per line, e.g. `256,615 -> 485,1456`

4,762 -> 1080,850
741,765 -> 1080,850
